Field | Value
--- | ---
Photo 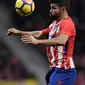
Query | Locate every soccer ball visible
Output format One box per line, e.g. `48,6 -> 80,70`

15,0 -> 35,16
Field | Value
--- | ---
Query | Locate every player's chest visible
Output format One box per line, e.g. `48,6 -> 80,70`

48,22 -> 61,39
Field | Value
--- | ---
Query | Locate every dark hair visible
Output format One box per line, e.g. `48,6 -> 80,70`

49,0 -> 69,11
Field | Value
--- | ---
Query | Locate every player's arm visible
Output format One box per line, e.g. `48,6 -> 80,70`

20,27 -> 49,38
19,30 -> 42,38
21,33 -> 69,45
7,27 -> 49,38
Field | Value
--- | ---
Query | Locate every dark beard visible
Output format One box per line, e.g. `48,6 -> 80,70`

49,14 -> 59,21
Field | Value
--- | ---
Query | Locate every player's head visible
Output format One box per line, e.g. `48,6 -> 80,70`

49,0 -> 68,19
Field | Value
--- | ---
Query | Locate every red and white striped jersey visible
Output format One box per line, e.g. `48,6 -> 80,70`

42,17 -> 76,69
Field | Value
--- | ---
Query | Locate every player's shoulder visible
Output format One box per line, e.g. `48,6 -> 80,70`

61,17 -> 75,27
61,17 -> 74,25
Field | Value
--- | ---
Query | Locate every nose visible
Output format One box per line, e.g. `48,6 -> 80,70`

50,9 -> 52,13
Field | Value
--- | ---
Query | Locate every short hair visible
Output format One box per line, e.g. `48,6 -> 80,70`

49,0 -> 69,11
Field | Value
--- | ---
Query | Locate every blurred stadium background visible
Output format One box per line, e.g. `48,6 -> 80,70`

0,0 -> 85,85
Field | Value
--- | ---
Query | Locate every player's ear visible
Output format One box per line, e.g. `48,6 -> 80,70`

61,7 -> 66,12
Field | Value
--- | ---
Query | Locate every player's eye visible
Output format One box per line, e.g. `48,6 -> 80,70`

52,6 -> 56,9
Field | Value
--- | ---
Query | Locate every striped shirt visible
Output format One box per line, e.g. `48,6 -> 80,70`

42,17 -> 76,69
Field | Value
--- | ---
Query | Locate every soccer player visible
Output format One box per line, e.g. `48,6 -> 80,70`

7,0 -> 76,85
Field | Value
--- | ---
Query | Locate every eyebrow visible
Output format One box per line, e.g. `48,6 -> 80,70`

51,4 -> 56,7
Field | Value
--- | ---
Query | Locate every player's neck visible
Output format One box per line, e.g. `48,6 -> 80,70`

57,12 -> 68,22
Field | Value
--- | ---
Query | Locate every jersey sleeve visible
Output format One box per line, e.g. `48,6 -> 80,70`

60,20 -> 74,37
42,28 -> 49,35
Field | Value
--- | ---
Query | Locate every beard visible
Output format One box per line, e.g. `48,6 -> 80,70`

49,13 -> 59,20
49,11 -> 61,20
